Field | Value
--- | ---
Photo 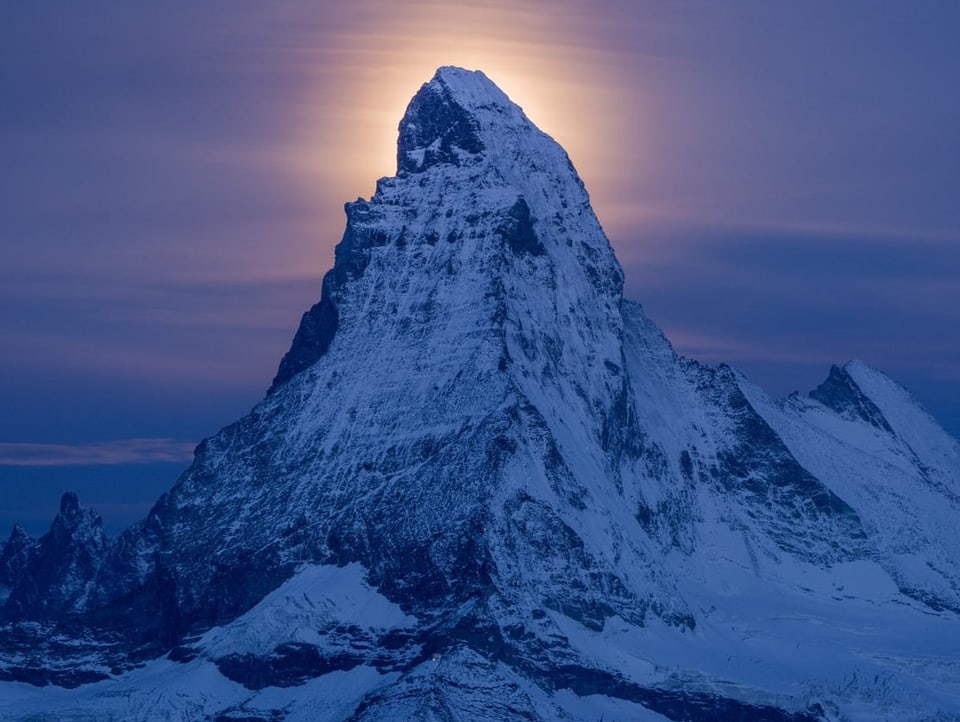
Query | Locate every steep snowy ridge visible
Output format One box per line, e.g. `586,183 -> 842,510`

620,301 -> 866,567
741,361 -> 960,614
1,67 -> 958,721
845,360 -> 960,489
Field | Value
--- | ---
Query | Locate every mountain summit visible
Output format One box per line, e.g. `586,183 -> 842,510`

3,67 -> 959,722
397,66 -> 528,173
273,66 -> 621,393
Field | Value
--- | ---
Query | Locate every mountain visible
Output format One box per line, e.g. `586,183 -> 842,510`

2,66 -> 958,721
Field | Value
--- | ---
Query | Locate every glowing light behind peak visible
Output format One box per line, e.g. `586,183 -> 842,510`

289,2 -> 639,214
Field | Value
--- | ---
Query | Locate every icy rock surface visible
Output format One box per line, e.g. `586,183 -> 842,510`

2,67 -> 959,721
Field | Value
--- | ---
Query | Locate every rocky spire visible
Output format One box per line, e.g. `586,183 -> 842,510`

2,493 -> 108,619
271,65 -> 622,394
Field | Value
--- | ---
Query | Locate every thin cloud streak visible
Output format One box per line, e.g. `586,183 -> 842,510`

0,439 -> 196,467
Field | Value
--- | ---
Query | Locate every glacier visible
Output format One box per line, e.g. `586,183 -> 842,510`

1,66 -> 958,721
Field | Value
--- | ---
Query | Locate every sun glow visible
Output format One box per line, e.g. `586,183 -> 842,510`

293,2 -> 636,209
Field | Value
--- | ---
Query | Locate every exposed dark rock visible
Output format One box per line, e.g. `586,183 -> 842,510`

0,526 -> 36,605
270,274 -> 339,392
498,197 -> 545,256
216,645 -> 365,690
397,73 -> 485,174
2,493 -> 108,620
810,364 -> 895,434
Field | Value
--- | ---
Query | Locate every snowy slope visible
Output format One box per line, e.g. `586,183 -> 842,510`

1,67 -> 958,722
741,361 -> 960,614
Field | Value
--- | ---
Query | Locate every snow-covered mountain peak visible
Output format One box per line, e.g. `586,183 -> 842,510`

809,362 -> 895,433
4,67 -> 960,722
393,67 -> 607,256
273,67 -> 623,395
804,359 -> 960,450
840,359 -> 960,468
398,66 -> 529,175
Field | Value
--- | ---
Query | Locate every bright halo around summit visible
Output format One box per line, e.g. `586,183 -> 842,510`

294,2 -> 635,208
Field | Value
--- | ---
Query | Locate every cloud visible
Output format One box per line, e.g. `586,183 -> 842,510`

0,439 -> 196,467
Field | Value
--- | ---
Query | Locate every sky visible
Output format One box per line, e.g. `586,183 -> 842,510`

2,1 -> 959,535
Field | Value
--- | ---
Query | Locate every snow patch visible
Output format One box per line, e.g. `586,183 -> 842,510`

200,563 -> 414,658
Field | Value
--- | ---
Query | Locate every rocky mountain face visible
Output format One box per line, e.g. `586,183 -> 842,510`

2,67 -> 958,721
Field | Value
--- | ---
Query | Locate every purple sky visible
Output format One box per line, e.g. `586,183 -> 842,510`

3,2 -> 959,535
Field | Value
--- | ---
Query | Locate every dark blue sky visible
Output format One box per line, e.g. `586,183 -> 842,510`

2,2 -> 959,535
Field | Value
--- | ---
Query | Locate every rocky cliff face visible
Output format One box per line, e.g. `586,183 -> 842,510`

2,67 -> 958,722
2,493 -> 108,621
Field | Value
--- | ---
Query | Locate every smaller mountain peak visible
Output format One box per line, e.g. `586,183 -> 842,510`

60,491 -> 81,516
51,492 -> 103,538
7,525 -> 30,543
810,363 -> 894,434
